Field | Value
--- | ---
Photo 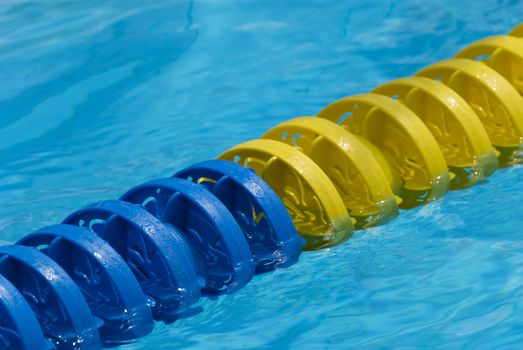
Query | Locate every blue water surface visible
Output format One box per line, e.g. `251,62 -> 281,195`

0,1 -> 522,349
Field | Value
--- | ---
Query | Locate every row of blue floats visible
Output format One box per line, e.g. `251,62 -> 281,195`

0,160 -> 303,349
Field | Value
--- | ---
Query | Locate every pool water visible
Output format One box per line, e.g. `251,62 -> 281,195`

0,1 -> 522,349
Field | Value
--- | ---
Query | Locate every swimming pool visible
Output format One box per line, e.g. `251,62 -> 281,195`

0,0 -> 522,348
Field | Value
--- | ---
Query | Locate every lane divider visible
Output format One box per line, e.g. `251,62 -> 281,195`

512,23 -> 523,37
0,24 -> 522,350
262,116 -> 399,228
63,200 -> 203,322
120,177 -> 256,295
174,160 -> 303,273
416,59 -> 523,166
0,274 -> 52,350
18,224 -> 155,344
456,36 -> 523,95
317,93 -> 451,209
0,245 -> 103,349
220,139 -> 354,250
373,77 -> 499,189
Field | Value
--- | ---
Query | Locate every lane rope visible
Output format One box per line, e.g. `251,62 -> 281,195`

0,24 -> 522,350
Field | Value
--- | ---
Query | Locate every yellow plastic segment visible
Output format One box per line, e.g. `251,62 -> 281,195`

262,117 -> 399,228
317,93 -> 450,208
373,77 -> 498,189
416,58 -> 523,166
510,22 -> 523,37
456,36 -> 523,95
219,139 -> 353,250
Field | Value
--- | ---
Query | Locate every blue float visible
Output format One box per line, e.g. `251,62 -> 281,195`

121,177 -> 255,295
62,200 -> 201,321
17,224 -> 155,344
175,160 -> 303,273
0,274 -> 51,350
0,245 -> 102,349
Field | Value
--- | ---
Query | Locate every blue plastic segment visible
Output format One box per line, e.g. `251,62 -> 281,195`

0,245 -> 102,349
174,160 -> 303,273
62,200 -> 201,321
0,274 -> 52,350
17,224 -> 154,344
120,177 -> 255,295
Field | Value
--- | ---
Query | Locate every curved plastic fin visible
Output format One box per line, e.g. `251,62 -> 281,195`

175,160 -> 303,272
219,139 -> 354,249
18,224 -> 154,344
456,35 -> 523,95
263,116 -> 399,227
63,200 -> 201,321
121,178 -> 255,294
416,58 -> 523,166
0,245 -> 102,349
318,93 -> 450,208
374,76 -> 499,188
0,274 -> 51,350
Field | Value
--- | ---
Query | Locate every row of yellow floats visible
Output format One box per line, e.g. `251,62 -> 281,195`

220,23 -> 523,250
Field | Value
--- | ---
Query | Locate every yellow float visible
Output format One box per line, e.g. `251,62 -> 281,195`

510,22 -> 523,37
317,93 -> 450,209
373,77 -> 498,189
416,58 -> 523,166
456,36 -> 523,95
262,117 -> 399,228
219,139 -> 354,250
